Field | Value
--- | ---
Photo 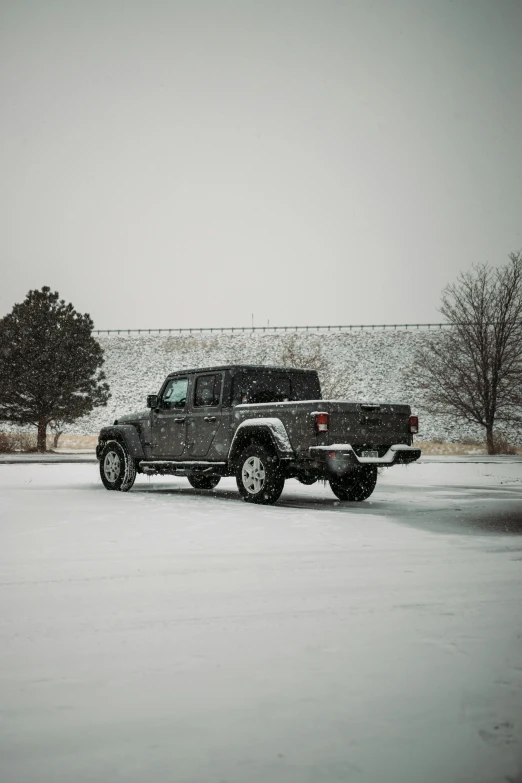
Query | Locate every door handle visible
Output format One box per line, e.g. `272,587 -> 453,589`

174,417 -> 186,423
204,416 -> 217,423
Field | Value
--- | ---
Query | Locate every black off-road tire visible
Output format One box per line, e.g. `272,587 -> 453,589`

236,443 -> 285,505
329,465 -> 377,502
187,475 -> 221,490
100,440 -> 137,492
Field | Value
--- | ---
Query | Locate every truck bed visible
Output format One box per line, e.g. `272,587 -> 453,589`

234,399 -> 413,455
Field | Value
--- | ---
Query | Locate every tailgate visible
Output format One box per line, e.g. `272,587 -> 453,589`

327,401 -> 411,448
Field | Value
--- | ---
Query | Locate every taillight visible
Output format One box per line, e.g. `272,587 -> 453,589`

314,412 -> 329,433
409,415 -> 419,434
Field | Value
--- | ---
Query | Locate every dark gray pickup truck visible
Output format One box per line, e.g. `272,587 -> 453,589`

97,364 -> 421,504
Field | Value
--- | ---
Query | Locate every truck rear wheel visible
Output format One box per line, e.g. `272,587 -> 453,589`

187,475 -> 221,490
100,440 -> 136,492
236,444 -> 285,505
329,465 -> 377,501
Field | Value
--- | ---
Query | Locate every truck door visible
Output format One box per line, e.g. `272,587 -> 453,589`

150,376 -> 190,458
185,373 -> 223,459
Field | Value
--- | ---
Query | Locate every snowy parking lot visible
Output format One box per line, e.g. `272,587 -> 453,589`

1,459 -> 522,783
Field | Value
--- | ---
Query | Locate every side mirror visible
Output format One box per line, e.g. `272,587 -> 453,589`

147,394 -> 159,409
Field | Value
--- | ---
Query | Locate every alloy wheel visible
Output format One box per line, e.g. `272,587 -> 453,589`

242,455 -> 266,494
104,451 -> 121,483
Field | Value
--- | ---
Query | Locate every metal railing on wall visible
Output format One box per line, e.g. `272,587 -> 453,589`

92,323 -> 454,335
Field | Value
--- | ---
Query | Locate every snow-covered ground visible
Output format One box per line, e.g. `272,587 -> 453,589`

1,461 -> 521,783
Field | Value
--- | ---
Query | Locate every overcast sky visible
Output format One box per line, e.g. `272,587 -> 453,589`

1,1 -> 521,330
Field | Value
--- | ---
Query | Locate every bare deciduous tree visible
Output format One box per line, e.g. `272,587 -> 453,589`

417,252 -> 522,453
49,420 -> 65,450
276,334 -> 345,398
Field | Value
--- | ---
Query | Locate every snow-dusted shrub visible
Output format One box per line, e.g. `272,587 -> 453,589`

0,432 -> 37,452
491,435 -> 517,455
0,433 -> 16,453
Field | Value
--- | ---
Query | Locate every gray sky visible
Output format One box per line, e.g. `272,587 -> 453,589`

1,0 -> 521,330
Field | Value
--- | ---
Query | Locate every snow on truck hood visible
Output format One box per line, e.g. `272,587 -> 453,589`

115,410 -> 150,423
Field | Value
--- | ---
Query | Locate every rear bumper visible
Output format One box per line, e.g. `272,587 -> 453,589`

309,443 -> 421,469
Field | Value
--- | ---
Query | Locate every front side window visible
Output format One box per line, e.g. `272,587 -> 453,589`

194,374 -> 222,407
162,377 -> 189,409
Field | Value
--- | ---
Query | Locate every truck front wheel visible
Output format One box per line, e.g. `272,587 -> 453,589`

236,444 -> 285,505
329,465 -> 377,501
100,441 -> 137,492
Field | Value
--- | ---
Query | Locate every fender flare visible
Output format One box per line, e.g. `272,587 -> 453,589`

228,418 -> 294,464
97,425 -> 145,459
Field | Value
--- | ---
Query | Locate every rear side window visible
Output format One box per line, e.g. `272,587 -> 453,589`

194,374 -> 223,407
291,372 -> 321,400
234,373 -> 291,404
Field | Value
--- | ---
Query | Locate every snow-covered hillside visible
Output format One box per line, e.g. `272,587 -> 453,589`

67,330 -> 494,443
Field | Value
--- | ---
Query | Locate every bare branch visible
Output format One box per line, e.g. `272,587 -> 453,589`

416,251 -> 522,453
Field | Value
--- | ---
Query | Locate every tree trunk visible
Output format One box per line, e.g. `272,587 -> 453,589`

486,423 -> 495,455
37,419 -> 47,453
53,430 -> 63,449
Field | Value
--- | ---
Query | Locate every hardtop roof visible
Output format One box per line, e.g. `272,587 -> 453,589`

165,364 -> 319,379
